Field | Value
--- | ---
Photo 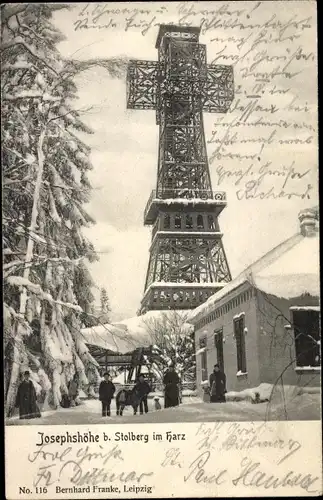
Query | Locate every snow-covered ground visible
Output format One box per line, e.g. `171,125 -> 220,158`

6,389 -> 320,426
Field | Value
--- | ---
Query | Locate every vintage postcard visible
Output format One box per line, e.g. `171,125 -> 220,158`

3,1 -> 321,498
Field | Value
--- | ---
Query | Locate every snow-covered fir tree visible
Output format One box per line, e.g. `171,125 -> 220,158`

2,4 -> 127,415
143,311 -> 196,386
99,287 -> 111,323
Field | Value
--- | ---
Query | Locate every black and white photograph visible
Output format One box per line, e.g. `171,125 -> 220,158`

2,2 -> 321,498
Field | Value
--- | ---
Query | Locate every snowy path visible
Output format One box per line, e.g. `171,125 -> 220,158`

6,392 -> 320,425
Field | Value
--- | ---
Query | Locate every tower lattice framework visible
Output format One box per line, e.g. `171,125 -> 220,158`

126,25 -> 234,314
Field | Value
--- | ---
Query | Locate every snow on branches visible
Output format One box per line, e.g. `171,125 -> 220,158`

143,311 -> 196,384
2,4 -> 125,416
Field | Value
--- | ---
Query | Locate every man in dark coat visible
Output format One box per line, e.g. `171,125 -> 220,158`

209,364 -> 226,403
134,374 -> 151,415
15,371 -> 41,419
99,372 -> 115,417
163,365 -> 180,408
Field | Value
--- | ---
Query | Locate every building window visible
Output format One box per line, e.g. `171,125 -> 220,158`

291,307 -> 320,368
185,214 -> 193,229
197,214 -> 204,229
199,336 -> 208,381
234,316 -> 247,373
163,214 -> 171,229
174,214 -> 181,229
208,215 -> 215,230
214,328 -> 224,372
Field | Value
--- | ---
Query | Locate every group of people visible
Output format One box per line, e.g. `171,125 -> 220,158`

97,363 -> 227,418
14,364 -> 227,420
99,372 -> 152,417
99,364 -> 182,417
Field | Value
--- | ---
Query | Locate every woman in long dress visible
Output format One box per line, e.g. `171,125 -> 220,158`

163,365 -> 180,408
209,364 -> 226,403
15,371 -> 41,419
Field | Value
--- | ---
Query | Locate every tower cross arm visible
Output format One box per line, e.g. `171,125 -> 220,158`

126,59 -> 159,110
202,64 -> 234,114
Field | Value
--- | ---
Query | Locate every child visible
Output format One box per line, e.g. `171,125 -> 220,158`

154,397 -> 161,411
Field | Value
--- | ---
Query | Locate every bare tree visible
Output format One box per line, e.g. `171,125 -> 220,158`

143,311 -> 196,386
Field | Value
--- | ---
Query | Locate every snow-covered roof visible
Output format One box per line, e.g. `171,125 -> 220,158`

252,231 -> 319,298
81,324 -> 144,354
115,309 -> 193,339
82,310 -> 193,353
188,227 -> 319,324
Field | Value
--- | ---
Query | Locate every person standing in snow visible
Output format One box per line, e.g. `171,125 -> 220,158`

99,372 -> 115,417
134,374 -> 151,414
163,364 -> 180,408
15,371 -> 41,419
209,364 -> 226,403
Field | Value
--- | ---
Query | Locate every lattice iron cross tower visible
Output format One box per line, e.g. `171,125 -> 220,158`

127,25 -> 234,314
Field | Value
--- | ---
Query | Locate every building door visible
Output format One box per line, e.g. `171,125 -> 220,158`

214,329 -> 224,372
234,316 -> 247,373
199,337 -> 208,381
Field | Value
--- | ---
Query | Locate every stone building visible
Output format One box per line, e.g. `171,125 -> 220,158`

187,208 -> 320,396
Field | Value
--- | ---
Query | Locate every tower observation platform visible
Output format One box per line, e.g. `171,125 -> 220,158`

126,25 -> 234,314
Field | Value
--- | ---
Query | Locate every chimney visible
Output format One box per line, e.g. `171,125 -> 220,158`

298,208 -> 319,237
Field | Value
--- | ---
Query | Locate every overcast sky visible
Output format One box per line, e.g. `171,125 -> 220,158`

54,2 -> 318,320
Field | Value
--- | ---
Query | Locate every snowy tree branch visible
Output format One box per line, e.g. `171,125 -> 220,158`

1,37 -> 59,75
1,5 -> 28,23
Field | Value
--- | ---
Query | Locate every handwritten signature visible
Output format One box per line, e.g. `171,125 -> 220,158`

182,450 -> 319,493
215,160 -> 310,187
232,456 -> 319,492
28,442 -> 153,488
184,451 -> 228,485
34,461 -> 153,487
